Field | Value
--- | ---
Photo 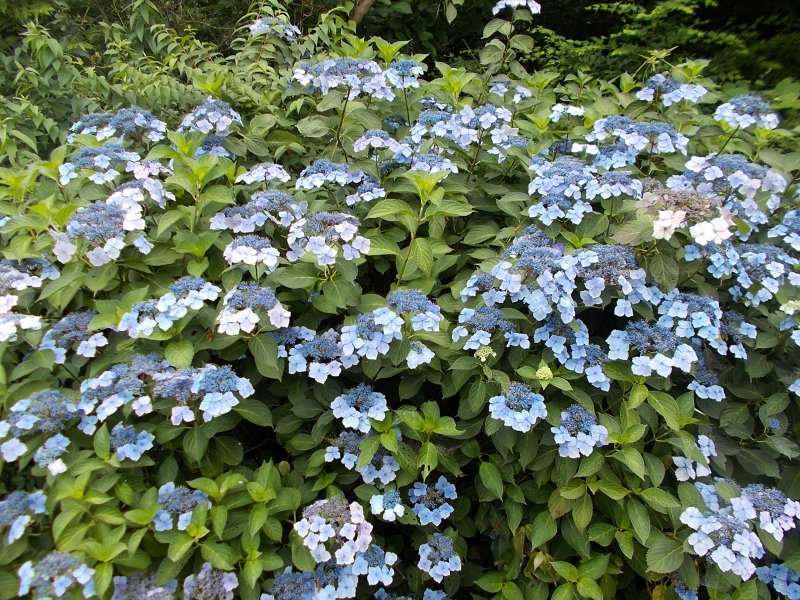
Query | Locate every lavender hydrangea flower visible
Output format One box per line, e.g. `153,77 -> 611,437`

179,98 -> 242,135
111,572 -> 177,600
152,482 -> 210,531
636,74 -> 707,106
288,212 -> 370,265
287,329 -> 345,383
352,544 -> 398,586
110,422 -> 155,461
183,562 -> 238,600
235,162 -> 291,184
17,551 -> 95,599
293,57 -> 393,100
211,190 -> 306,231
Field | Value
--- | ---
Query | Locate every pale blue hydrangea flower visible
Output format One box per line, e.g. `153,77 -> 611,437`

223,235 -> 280,270
0,312 -> 43,343
152,482 -> 210,532
418,533 -> 461,583
110,422 -> 155,461
409,476 -> 457,526
0,259 -> 58,311
59,143 -> 140,185
210,191 -> 306,231
340,312 -> 401,363
33,433 -> 70,474
768,208 -> 800,251
18,551 -> 95,599
346,176 -> 386,206
352,544 -> 398,586
551,404 -> 608,458
68,107 -> 167,143
731,484 -> 800,542
636,74 -> 707,106
179,98 -> 242,136
714,94 -> 779,130
354,130 -> 401,153
288,212 -> 370,265
183,562 -> 238,600
585,116 -> 689,156
406,341 -> 435,369
489,382 -> 547,432
287,329 -> 345,383
65,201 -> 130,266
293,497 -> 373,565
293,57 -> 394,100
0,490 -> 46,543
295,160 -> 365,190
331,384 -> 388,433
39,310 -> 107,363
217,282 -> 290,335
452,306 -> 527,350
370,490 -> 405,521
385,60 -> 424,89
111,572 -> 177,600
249,17 -> 301,41
152,276 -> 221,331
387,290 -> 443,332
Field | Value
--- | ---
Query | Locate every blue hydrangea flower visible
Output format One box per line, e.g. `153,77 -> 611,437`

331,384 -> 388,433
249,17 -> 301,41
33,433 -> 70,474
183,562 -> 238,600
417,533 -> 461,583
39,310 -> 107,363
585,116 -> 689,157
387,290 -> 443,332
406,341 -> 435,369
0,490 -> 46,543
153,482 -> 210,532
293,497 -> 373,565
288,329 -> 345,383
18,551 -> 95,599
409,476 -> 457,526
211,191 -> 306,231
217,283 -> 290,335
325,430 -> 400,486
757,564 -> 800,599
714,94 -> 779,129
352,544 -> 398,586
551,404 -> 608,458
385,60 -> 424,89
111,572 -> 177,600
636,74 -> 707,106
293,57 -> 393,100
110,422 -> 155,461
452,306 -> 527,350
489,382 -> 547,432
68,107 -> 166,143
59,143 -> 140,185
369,490 -> 405,521
179,98 -> 242,136
288,212 -> 370,265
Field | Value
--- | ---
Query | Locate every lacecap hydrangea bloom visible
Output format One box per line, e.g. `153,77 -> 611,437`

551,404 -> 609,458
111,572 -> 176,600
636,73 -> 707,106
152,482 -> 211,531
293,496 -> 373,564
217,283 -> 290,335
757,564 -> 800,600
0,490 -> 47,543
409,476 -> 457,526
326,430 -> 401,486
352,544 -> 398,586
714,94 -> 780,130
18,551 -> 95,599
110,422 -> 155,461
370,490 -> 405,521
211,191 -> 306,232
39,310 -> 107,363
417,533 -> 461,583
331,384 -> 389,433
489,382 -> 547,433
183,562 -> 238,600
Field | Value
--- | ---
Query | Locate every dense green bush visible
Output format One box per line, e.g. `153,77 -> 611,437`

2,2 -> 800,600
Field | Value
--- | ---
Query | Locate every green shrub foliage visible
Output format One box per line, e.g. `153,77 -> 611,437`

2,2 -> 800,600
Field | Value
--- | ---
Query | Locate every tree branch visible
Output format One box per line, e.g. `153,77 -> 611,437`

350,0 -> 377,24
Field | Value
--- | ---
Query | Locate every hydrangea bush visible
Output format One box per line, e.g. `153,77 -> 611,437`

1,2 -> 800,600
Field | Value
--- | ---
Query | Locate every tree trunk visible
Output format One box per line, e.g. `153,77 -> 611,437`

350,0 -> 377,24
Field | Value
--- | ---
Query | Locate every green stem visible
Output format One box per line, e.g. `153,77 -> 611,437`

718,125 -> 740,155
334,95 -> 351,161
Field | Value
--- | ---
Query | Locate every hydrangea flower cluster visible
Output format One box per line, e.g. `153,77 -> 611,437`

182,562 -> 238,600
154,364 -> 255,424
178,98 -> 242,136
0,490 -> 46,543
452,306 -> 528,350
409,476 -> 457,526
294,497 -> 373,564
370,490 -> 405,521
0,311 -> 42,342
217,282 -> 290,335
119,277 -> 221,336
768,209 -> 800,250
385,60 -> 425,89
39,310 -> 106,363
0,390 -> 78,465
62,201 -> 133,266
211,191 -> 307,231
489,382 -> 547,432
757,564 -> 800,599
261,563 -> 359,600
110,422 -> 155,461
287,329 -> 345,383
68,107 -> 167,143
296,160 -> 365,190
236,162 -> 291,184
0,258 -> 58,311
111,572 -> 177,600
58,143 -> 140,185
637,181 -> 730,242
386,290 -> 443,332
417,533 -> 461,583
354,130 -> 402,153
77,354 -> 167,426
551,404 -> 609,458
346,176 -> 386,206
288,212 -> 370,265
714,94 -> 780,130
249,17 -> 301,41
331,385 -> 389,433
584,116 -> 689,164
293,58 -> 393,100
152,482 -> 210,531
352,545 -> 398,586
636,74 -> 707,106
340,311 -> 403,364
18,552 -> 95,599
549,103 -> 585,123
731,484 -> 800,542
223,235 -> 281,270
325,430 -> 401,486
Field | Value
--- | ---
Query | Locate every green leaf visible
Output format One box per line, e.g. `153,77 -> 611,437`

249,334 -> 282,379
411,238 -> 434,277
94,423 -> 110,461
626,498 -> 651,544
639,488 -> 680,510
201,541 -> 236,570
528,511 -> 557,548
479,462 -> 504,499
646,537 -> 684,573
184,427 -> 209,463
647,391 -> 682,431
234,399 -> 273,427
165,340 -> 194,369
277,263 -> 319,288
168,533 -> 194,562
648,251 -> 679,290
